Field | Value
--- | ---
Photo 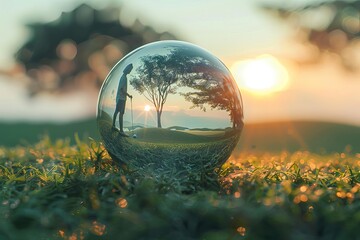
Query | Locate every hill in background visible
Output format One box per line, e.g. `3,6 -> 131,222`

237,121 -> 360,154
0,119 -> 359,154
0,119 -> 99,147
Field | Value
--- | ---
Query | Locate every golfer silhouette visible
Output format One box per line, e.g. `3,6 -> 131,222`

112,63 -> 133,136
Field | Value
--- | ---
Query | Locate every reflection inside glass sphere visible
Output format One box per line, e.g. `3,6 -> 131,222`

97,41 -> 243,171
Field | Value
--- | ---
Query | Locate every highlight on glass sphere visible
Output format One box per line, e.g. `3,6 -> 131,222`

97,40 -> 243,171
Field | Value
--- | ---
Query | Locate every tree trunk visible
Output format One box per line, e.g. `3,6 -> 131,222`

156,110 -> 162,128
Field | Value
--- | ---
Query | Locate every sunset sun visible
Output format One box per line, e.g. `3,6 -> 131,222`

144,105 -> 151,112
231,55 -> 289,95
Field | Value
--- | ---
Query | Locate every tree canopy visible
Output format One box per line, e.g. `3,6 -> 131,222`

130,54 -> 179,128
263,0 -> 360,70
16,4 -> 177,95
130,47 -> 202,128
181,75 -> 243,129
130,47 -> 243,129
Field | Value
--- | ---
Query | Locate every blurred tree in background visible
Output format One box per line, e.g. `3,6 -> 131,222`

263,0 -> 360,71
16,4 -> 177,95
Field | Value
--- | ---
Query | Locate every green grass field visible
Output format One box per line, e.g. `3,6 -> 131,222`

131,128 -> 228,143
1,135 -> 360,239
98,120 -> 240,172
0,120 -> 360,239
1,119 -> 359,154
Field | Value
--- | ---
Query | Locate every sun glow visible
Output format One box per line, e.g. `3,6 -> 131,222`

144,105 -> 151,112
231,55 -> 289,95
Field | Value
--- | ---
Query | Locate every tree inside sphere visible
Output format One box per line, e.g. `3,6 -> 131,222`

97,41 -> 244,172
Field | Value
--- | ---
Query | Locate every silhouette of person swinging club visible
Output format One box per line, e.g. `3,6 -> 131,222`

112,63 -> 133,136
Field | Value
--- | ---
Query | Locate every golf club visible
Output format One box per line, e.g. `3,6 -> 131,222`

131,97 -> 137,138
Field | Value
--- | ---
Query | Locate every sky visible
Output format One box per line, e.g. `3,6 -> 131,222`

0,0 -> 359,126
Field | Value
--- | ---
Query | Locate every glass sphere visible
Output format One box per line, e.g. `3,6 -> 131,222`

97,41 -> 243,171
